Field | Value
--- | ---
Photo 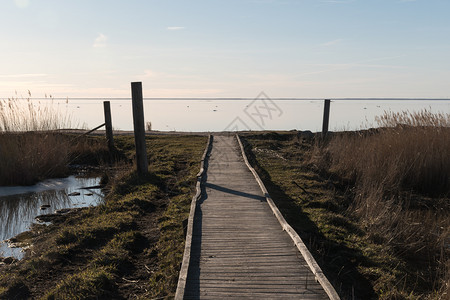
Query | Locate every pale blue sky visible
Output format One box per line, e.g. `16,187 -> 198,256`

1,0 -> 450,98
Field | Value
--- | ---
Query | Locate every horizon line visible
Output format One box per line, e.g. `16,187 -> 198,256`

10,97 -> 450,101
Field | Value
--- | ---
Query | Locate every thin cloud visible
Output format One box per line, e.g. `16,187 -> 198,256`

0,73 -> 47,78
138,70 -> 200,80
320,0 -> 355,3
250,0 -> 290,3
143,70 -> 159,78
14,0 -> 30,9
167,26 -> 185,31
93,33 -> 108,48
297,56 -> 407,76
321,39 -> 344,46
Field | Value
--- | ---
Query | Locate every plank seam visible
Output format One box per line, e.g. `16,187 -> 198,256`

236,134 -> 340,300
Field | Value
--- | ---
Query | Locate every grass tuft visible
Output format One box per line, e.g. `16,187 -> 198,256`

44,266 -> 116,300
55,211 -> 136,247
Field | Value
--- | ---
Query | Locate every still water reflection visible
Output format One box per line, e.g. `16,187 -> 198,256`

0,176 -> 103,259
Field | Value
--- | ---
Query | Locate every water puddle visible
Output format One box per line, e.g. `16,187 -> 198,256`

0,176 -> 104,259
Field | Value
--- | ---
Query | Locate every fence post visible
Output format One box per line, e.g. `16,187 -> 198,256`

131,82 -> 148,175
322,99 -> 331,136
103,101 -> 114,151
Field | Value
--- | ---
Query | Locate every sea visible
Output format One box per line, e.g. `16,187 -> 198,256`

23,97 -> 450,132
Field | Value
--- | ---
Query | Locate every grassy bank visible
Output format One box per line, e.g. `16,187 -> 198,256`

0,134 -> 207,299
240,111 -> 449,299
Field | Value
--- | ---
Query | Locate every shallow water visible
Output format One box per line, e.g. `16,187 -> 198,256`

44,98 -> 450,132
0,176 -> 103,259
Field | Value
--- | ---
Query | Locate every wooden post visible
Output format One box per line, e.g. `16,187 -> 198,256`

103,101 -> 114,151
322,99 -> 331,136
131,82 -> 148,175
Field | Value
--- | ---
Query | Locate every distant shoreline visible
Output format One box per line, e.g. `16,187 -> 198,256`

18,97 -> 450,101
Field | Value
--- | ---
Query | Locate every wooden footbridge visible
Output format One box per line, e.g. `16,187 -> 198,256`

176,135 -> 339,299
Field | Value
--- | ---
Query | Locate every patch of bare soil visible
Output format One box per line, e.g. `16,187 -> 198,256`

114,210 -> 161,299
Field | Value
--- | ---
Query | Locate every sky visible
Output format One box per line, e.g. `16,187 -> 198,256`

1,0 -> 450,99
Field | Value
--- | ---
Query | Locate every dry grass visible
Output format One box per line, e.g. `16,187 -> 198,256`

240,110 -> 449,298
0,134 -> 207,299
0,132 -> 70,185
317,110 -> 450,297
327,109 -> 450,196
0,93 -> 72,132
0,94 -> 109,185
239,110 -> 450,299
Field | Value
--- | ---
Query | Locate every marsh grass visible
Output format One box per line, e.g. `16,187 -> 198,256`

0,95 -> 71,185
0,132 -> 69,185
0,93 -> 72,132
0,95 -> 110,185
320,110 -> 450,297
241,110 -> 449,298
327,109 -> 450,196
0,134 -> 206,299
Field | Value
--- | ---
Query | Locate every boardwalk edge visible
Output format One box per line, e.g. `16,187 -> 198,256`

175,135 -> 213,300
236,134 -> 341,300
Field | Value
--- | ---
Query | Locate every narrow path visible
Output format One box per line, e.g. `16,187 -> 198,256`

182,135 -> 331,299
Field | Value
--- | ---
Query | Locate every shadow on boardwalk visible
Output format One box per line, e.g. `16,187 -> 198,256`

239,136 -> 376,299
183,136 -> 331,299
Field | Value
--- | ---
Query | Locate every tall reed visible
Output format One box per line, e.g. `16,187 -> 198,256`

318,109 -> 449,297
0,93 -> 72,132
329,110 -> 450,196
0,94 -> 73,185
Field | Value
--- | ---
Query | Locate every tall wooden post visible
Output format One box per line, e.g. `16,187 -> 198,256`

131,82 -> 148,175
103,101 -> 114,151
322,99 -> 331,136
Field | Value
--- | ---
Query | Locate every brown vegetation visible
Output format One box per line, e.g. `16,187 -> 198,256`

242,110 -> 449,299
0,134 -> 207,299
319,110 -> 450,298
0,95 -> 109,186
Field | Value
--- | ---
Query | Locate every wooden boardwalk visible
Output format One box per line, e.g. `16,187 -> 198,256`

179,135 -> 335,299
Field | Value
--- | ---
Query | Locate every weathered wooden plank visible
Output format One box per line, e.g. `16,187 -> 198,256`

195,244 -> 293,249
192,266 -> 309,271
185,287 -> 326,294
185,285 -> 327,293
191,244 -> 291,249
184,295 -> 317,300
192,252 -> 297,257
184,296 -> 313,300
192,270 -> 310,275
197,260 -> 304,265
184,290 -> 328,299
194,277 -> 313,281
192,253 -> 299,258
191,274 -> 312,279
180,136 -> 333,299
193,275 -> 311,280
